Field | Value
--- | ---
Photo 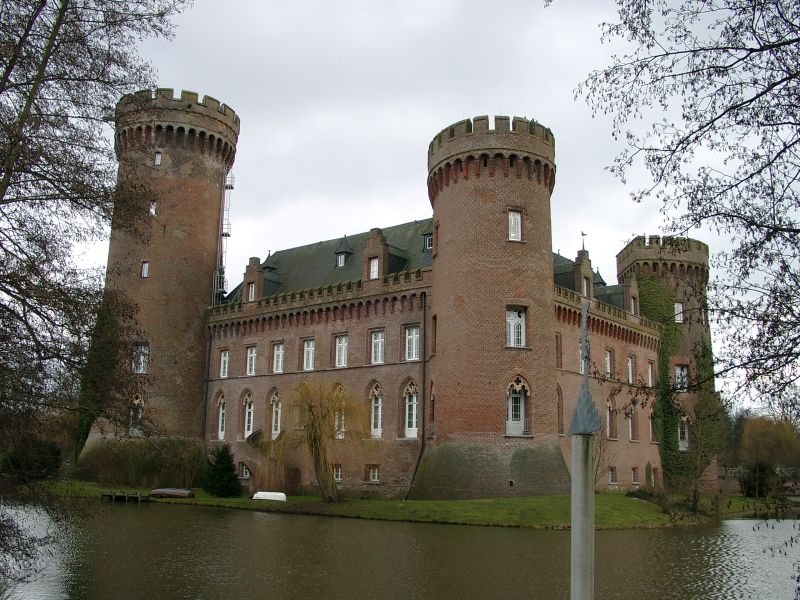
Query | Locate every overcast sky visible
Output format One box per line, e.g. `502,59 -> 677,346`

121,0 -> 712,288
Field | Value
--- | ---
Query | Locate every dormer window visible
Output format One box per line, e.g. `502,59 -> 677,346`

336,253 -> 346,268
424,235 -> 433,250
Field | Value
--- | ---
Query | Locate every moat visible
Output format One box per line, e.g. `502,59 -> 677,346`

6,503 -> 797,599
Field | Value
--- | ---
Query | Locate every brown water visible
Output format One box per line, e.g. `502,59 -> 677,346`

5,503 -> 799,599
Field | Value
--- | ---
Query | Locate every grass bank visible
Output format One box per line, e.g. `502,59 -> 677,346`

48,480 -> 756,529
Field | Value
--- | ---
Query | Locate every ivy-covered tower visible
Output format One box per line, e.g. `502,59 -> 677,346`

107,89 -> 239,437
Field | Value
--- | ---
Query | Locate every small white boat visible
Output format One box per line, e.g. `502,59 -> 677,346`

252,491 -> 287,502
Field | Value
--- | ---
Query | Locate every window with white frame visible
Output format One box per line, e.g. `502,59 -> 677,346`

370,330 -> 385,364
630,295 -> 638,315
368,464 -> 379,483
369,383 -> 382,438
505,377 -> 530,436
219,350 -> 229,378
369,257 -> 379,279
627,356 -> 635,384
631,466 -> 639,484
405,326 -> 420,361
508,210 -> 522,241
246,346 -> 257,376
217,399 -> 226,439
675,364 -> 689,391
336,253 -> 346,268
270,391 -> 281,440
628,402 -> 639,441
149,200 -> 157,216
424,235 -> 433,250
335,335 -> 348,368
674,302 -> 684,323
582,276 -> 591,297
133,343 -> 149,374
332,464 -> 342,482
243,395 -> 254,438
678,420 -> 690,451
247,282 -> 255,302
404,381 -> 419,438
273,342 -> 284,374
303,339 -> 315,371
604,349 -> 613,377
241,464 -> 250,479
506,309 -> 526,347
140,261 -> 150,278
647,361 -> 654,387
154,151 -> 162,166
608,466 -> 617,485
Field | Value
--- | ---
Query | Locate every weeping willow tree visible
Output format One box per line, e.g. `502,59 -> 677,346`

252,381 -> 365,503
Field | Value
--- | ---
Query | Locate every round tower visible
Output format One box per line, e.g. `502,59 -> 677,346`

107,88 -> 239,437
427,115 -> 558,444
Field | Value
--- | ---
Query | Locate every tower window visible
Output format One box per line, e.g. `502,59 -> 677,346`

149,200 -> 157,216
247,282 -> 255,302
508,210 -> 522,241
133,343 -> 149,374
506,309 -> 526,347
140,261 -> 149,278
369,257 -> 379,280
154,151 -> 162,166
674,302 -> 684,323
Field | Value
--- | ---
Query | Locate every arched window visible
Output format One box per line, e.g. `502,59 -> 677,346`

243,393 -> 254,438
217,397 -> 226,440
506,376 -> 530,436
556,385 -> 564,435
404,381 -> 419,438
606,399 -> 617,439
270,390 -> 281,440
369,383 -> 383,438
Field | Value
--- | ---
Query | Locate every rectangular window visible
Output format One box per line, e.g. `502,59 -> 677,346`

219,350 -> 229,378
246,346 -> 257,376
630,295 -> 638,315
555,333 -> 562,369
334,408 -> 345,440
424,235 -> 433,250
675,364 -> 689,391
678,421 -> 689,451
335,335 -> 348,368
608,466 -> 617,485
627,356 -> 635,384
368,464 -> 379,483
582,276 -> 591,297
149,200 -> 157,216
332,464 -> 342,482
674,302 -> 684,323
647,361 -> 654,387
336,253 -> 345,267
133,343 -> 149,374
247,282 -> 255,302
604,349 -> 613,377
370,330 -> 385,364
369,257 -> 379,279
632,466 -> 639,484
140,261 -> 149,278
303,339 -> 315,371
154,151 -> 162,166
650,415 -> 655,442
273,342 -> 284,374
405,326 -> 420,361
508,210 -> 522,241
506,309 -> 526,347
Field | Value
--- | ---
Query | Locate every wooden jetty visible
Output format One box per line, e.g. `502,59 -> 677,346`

100,491 -> 150,503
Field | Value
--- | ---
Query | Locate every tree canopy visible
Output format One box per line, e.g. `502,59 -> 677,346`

572,0 -> 799,407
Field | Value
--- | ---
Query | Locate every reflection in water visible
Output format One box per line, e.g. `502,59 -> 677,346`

6,503 -> 798,600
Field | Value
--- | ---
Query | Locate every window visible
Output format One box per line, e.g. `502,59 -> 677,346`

335,335 -> 348,368
405,326 -> 420,361
627,356 -> 635,384
246,346 -> 257,376
270,391 -> 281,440
140,261 -> 150,278
219,350 -> 229,378
608,466 -> 617,485
675,364 -> 689,391
332,464 -> 342,482
674,302 -> 684,323
678,420 -> 690,451
506,377 -> 530,436
133,343 -> 149,374
149,200 -> 157,216
508,210 -> 522,241
632,466 -> 640,484
334,406 -> 345,440
217,399 -> 226,439
649,415 -> 655,442
370,330 -> 384,364
652,467 -> 660,487
369,384 -> 382,438
647,361 -> 654,387
241,464 -> 250,479
404,381 -> 419,438
579,344 -> 585,375
604,349 -> 614,378
368,464 -> 379,483
273,342 -> 284,374
369,257 -> 379,279
154,151 -> 162,165
582,276 -> 591,297
336,253 -> 346,267
506,309 -> 526,347
243,395 -> 254,438
247,282 -> 255,302
630,295 -> 639,316
424,234 -> 433,250
303,340 -> 315,371
628,402 -> 639,441
606,400 -> 617,438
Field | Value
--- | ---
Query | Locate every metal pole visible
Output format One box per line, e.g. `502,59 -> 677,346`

571,433 -> 595,600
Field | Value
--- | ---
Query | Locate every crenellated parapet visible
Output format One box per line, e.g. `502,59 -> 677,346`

427,116 -> 556,205
115,88 -> 239,167
616,234 -> 710,283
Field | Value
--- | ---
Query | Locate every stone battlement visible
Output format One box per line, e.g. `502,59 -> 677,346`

428,115 -> 555,172
117,88 -> 240,133
616,235 -> 709,282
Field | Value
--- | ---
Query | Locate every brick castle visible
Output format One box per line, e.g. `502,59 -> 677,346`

105,89 -> 712,499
